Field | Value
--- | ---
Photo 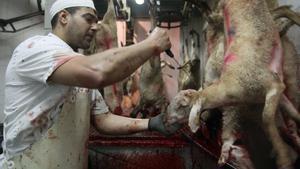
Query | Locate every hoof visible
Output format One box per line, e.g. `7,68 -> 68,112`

218,142 -> 232,164
217,156 -> 227,167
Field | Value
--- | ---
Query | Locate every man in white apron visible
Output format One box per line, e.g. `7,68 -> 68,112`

0,0 -> 181,168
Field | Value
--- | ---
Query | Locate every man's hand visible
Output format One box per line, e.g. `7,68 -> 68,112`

148,89 -> 198,136
146,27 -> 171,54
148,113 -> 182,136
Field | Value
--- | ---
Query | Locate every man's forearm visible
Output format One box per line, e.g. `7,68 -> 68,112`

93,113 -> 149,135
88,39 -> 159,87
49,27 -> 169,89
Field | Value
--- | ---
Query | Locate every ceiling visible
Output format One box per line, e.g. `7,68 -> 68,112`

94,0 -> 185,20
93,0 -> 210,29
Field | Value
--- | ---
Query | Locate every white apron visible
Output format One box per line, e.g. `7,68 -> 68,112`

3,88 -> 91,169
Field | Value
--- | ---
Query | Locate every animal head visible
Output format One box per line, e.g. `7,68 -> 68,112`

164,89 -> 199,129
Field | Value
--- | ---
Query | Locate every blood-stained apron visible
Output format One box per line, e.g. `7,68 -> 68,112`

3,88 -> 91,169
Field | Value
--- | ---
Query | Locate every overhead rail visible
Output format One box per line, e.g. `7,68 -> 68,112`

0,0 -> 44,33
0,11 -> 44,33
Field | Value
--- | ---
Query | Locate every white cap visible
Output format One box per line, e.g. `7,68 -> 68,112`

50,0 -> 96,20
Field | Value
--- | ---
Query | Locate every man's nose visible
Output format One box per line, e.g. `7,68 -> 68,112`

91,23 -> 97,31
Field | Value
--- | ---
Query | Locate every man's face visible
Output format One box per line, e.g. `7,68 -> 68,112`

66,7 -> 98,50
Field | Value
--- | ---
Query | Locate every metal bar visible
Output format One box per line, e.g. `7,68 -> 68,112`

6,11 -> 43,23
37,0 -> 43,12
9,23 -> 16,32
14,21 -> 43,32
0,11 -> 43,33
89,134 -> 188,148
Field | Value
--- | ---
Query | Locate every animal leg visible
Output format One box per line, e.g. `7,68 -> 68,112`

189,80 -> 240,132
272,5 -> 300,26
280,95 -> 300,124
263,79 -> 292,169
218,107 -> 240,165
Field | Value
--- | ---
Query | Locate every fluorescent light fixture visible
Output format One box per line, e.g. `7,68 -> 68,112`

135,0 -> 144,5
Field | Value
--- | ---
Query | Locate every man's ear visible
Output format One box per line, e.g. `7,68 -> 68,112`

58,10 -> 70,25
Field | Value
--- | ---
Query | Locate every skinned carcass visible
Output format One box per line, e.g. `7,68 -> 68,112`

85,0 -> 125,114
121,73 -> 140,116
130,0 -> 168,118
85,0 -> 118,55
178,38 -> 201,90
166,0 -> 300,168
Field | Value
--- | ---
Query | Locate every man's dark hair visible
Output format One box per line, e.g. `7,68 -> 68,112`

50,7 -> 81,28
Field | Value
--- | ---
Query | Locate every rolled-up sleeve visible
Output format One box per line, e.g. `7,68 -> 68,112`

91,90 -> 109,115
15,39 -> 81,84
